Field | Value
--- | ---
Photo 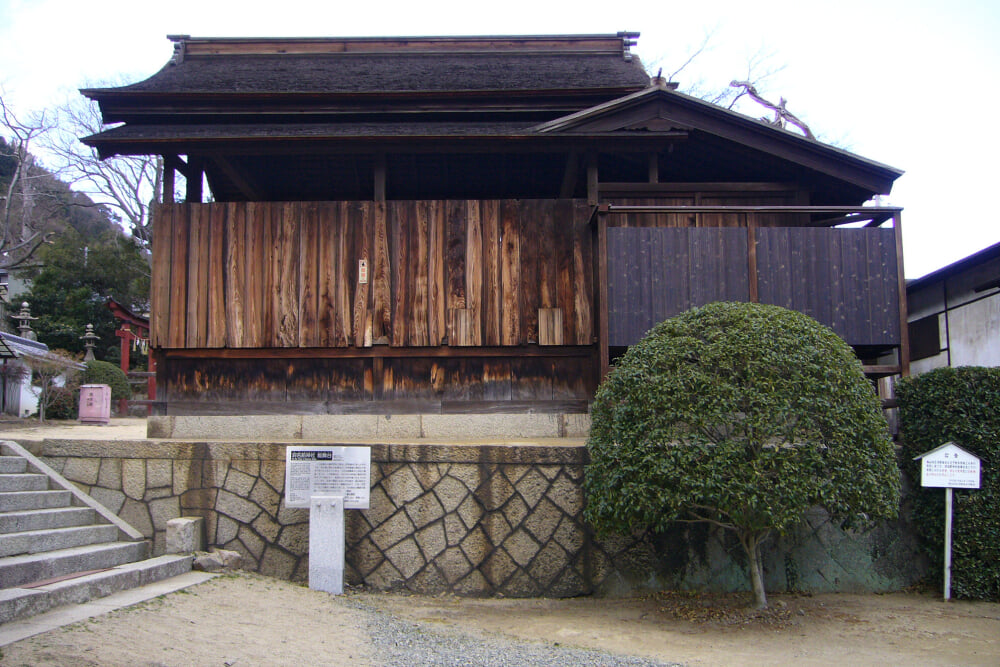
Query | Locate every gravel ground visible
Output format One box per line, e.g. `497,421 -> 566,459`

348,598 -> 678,667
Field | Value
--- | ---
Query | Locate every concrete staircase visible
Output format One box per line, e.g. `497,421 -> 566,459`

0,441 -> 192,624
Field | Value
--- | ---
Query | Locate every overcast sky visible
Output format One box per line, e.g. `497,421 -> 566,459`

2,0 -> 998,278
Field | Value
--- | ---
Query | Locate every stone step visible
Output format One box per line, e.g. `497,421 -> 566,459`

0,490 -> 73,512
0,524 -> 119,558
0,507 -> 98,535
0,554 -> 193,624
0,456 -> 27,474
0,540 -> 148,589
0,473 -> 50,492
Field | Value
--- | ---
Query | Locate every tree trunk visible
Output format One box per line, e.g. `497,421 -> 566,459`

740,530 -> 769,609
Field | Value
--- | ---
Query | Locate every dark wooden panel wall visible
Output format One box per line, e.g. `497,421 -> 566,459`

607,227 -> 900,348
607,227 -> 750,346
756,227 -> 899,346
151,199 -> 594,350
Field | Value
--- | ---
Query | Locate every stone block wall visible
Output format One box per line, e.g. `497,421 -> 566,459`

24,437 -> 925,597
28,439 -> 594,595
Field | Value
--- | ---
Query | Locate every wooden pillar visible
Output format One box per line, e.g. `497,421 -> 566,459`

185,157 -> 204,203
162,156 -> 175,204
893,211 -> 910,377
647,153 -> 659,184
586,154 -> 599,206
747,216 -> 759,303
596,209 -> 610,381
116,326 -> 130,416
374,153 -> 386,202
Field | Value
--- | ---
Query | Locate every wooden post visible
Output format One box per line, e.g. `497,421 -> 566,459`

586,154 -> 599,206
747,216 -> 759,303
374,153 -> 386,202
186,157 -> 204,203
162,156 -> 175,204
597,210 -> 609,381
893,211 -> 910,376
118,325 -> 129,416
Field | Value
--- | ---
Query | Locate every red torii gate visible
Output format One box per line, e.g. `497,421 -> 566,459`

106,299 -> 155,415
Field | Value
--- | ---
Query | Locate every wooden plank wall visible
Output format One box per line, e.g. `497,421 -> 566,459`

755,227 -> 900,346
162,355 -> 594,414
151,199 -> 594,349
606,226 -> 900,348
607,227 -> 750,346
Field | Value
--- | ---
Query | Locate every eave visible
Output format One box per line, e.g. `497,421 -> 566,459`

533,83 -> 904,196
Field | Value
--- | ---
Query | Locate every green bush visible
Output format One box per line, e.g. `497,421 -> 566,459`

897,366 -> 1000,600
585,302 -> 900,608
44,385 -> 80,420
82,360 -> 131,401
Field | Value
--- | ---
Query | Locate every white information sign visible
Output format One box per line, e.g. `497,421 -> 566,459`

285,446 -> 371,509
918,442 -> 981,489
914,441 -> 983,601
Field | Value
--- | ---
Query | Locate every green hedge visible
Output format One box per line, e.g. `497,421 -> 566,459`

897,366 -> 1000,600
82,360 -> 132,401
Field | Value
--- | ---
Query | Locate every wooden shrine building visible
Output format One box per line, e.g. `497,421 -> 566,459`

82,33 -> 907,418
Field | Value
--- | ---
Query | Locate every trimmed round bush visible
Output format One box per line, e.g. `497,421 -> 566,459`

82,359 -> 132,401
897,366 -> 1000,600
585,301 -> 900,608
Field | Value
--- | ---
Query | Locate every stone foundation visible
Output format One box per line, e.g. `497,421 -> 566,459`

19,436 -> 925,596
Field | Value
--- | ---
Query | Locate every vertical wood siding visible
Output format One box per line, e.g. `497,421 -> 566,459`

607,226 -> 900,347
151,199 -> 593,349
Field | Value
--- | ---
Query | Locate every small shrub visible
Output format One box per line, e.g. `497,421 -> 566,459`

897,366 -> 1000,601
45,385 -> 80,420
82,360 -> 131,401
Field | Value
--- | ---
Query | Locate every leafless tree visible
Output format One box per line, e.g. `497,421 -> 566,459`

0,94 -> 58,271
26,353 -> 79,422
43,81 -> 161,250
646,33 -> 789,114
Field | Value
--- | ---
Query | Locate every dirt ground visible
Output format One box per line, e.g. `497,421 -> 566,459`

2,573 -> 998,667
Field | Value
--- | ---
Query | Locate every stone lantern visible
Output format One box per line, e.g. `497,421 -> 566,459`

81,323 -> 100,361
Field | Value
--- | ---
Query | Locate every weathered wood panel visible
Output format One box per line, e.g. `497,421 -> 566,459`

162,354 -> 595,414
152,199 -> 594,350
755,227 -> 899,346
607,227 -> 749,346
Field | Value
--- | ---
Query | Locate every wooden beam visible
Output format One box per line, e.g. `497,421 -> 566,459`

161,345 -> 594,360
209,154 -> 261,200
559,152 -> 579,198
599,182 -> 799,193
647,153 -> 659,184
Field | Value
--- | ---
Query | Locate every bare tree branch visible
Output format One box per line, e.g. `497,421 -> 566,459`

42,80 -> 160,250
0,91 -> 58,271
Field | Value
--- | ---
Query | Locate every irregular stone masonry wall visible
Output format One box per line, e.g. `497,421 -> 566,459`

24,438 -> 925,596
28,439 -> 593,595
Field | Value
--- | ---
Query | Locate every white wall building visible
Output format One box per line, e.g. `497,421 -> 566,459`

907,242 -> 1000,374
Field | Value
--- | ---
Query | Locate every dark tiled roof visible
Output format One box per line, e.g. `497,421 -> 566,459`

89,52 -> 650,96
